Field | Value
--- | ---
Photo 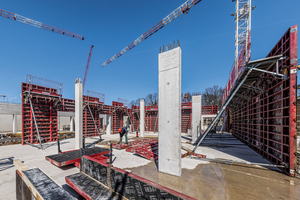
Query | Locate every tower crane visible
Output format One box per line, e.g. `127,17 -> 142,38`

0,8 -> 84,40
83,45 -> 94,93
102,0 -> 202,67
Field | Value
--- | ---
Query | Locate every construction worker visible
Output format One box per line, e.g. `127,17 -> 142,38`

118,127 -> 128,144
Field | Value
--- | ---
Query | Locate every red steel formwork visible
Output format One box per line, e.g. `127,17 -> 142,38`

22,83 -> 60,145
181,102 -> 192,133
59,98 -> 75,112
145,106 -> 158,132
131,105 -> 140,132
111,101 -> 129,134
130,104 -> 218,133
83,95 -> 110,137
228,25 -> 298,176
202,105 -> 218,115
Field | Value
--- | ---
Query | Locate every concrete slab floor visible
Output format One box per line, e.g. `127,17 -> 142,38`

0,132 -> 299,200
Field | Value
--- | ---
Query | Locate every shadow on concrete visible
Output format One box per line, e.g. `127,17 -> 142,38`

0,157 -> 14,172
190,132 -> 283,173
181,135 -> 192,141
62,184 -> 84,200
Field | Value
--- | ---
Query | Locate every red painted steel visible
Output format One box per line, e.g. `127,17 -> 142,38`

289,25 -> 297,176
111,101 -> 128,134
83,45 -> 94,92
82,95 -> 109,137
22,83 -> 60,145
229,26 -> 298,176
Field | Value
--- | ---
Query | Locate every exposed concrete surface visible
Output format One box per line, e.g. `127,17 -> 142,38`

0,115 -> 22,133
1,132 -> 299,200
106,115 -> 112,135
75,79 -> 83,149
128,133 -> 300,200
158,47 -> 182,177
0,103 -> 21,115
139,99 -> 145,137
192,95 -> 201,143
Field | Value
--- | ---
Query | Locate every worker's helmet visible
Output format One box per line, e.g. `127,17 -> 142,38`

118,128 -> 122,133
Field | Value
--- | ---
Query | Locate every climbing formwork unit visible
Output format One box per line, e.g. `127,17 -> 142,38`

82,91 -> 105,137
59,98 -> 75,112
225,25 -> 298,176
21,75 -> 62,146
145,105 -> 158,132
112,99 -> 129,134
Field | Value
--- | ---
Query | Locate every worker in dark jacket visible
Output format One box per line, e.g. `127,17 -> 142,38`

118,127 -> 128,144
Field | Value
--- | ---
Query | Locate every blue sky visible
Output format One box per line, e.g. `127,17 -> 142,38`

0,0 -> 299,104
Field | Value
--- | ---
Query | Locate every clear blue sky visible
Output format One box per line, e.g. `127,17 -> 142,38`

0,0 -> 299,104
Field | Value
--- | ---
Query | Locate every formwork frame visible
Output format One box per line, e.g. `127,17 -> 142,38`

82,92 -> 106,138
22,82 -> 61,146
111,101 -> 129,134
227,25 -> 298,176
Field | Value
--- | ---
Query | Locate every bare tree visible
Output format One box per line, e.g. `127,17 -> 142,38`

129,98 -> 141,108
202,85 -> 224,109
145,93 -> 158,106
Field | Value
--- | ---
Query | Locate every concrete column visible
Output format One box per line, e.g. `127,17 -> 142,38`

139,99 -> 145,137
70,117 -> 74,132
106,115 -> 112,135
158,47 -> 181,177
12,114 -> 17,134
75,78 -> 83,149
192,95 -> 202,143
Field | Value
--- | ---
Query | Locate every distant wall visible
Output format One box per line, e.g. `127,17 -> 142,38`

0,103 -> 75,133
0,114 -> 22,133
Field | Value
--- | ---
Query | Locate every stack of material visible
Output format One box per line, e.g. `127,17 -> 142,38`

66,156 -> 196,199
112,139 -> 206,161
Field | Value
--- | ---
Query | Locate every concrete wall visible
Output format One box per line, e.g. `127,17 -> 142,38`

0,114 -> 22,133
58,116 -> 71,131
0,103 -> 22,133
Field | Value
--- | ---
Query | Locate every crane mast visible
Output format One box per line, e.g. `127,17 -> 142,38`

102,0 -> 202,67
0,8 -> 84,40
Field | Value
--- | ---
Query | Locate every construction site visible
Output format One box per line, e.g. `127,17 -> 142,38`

0,0 -> 300,199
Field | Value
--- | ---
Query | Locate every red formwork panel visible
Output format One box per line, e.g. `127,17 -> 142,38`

83,95 -> 108,137
134,103 -> 217,133
22,83 -> 60,145
181,102 -> 192,133
145,109 -> 158,132
131,105 -> 140,132
202,105 -> 218,115
230,25 -> 298,176
59,98 -> 75,112
111,101 -> 129,134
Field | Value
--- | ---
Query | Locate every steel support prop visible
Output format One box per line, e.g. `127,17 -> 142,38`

29,97 -> 43,149
190,68 -> 254,156
87,104 -> 102,139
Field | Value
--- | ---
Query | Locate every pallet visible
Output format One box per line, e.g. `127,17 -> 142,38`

45,147 -> 109,167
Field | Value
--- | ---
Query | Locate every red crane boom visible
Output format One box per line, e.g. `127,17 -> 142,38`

83,45 -> 94,92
